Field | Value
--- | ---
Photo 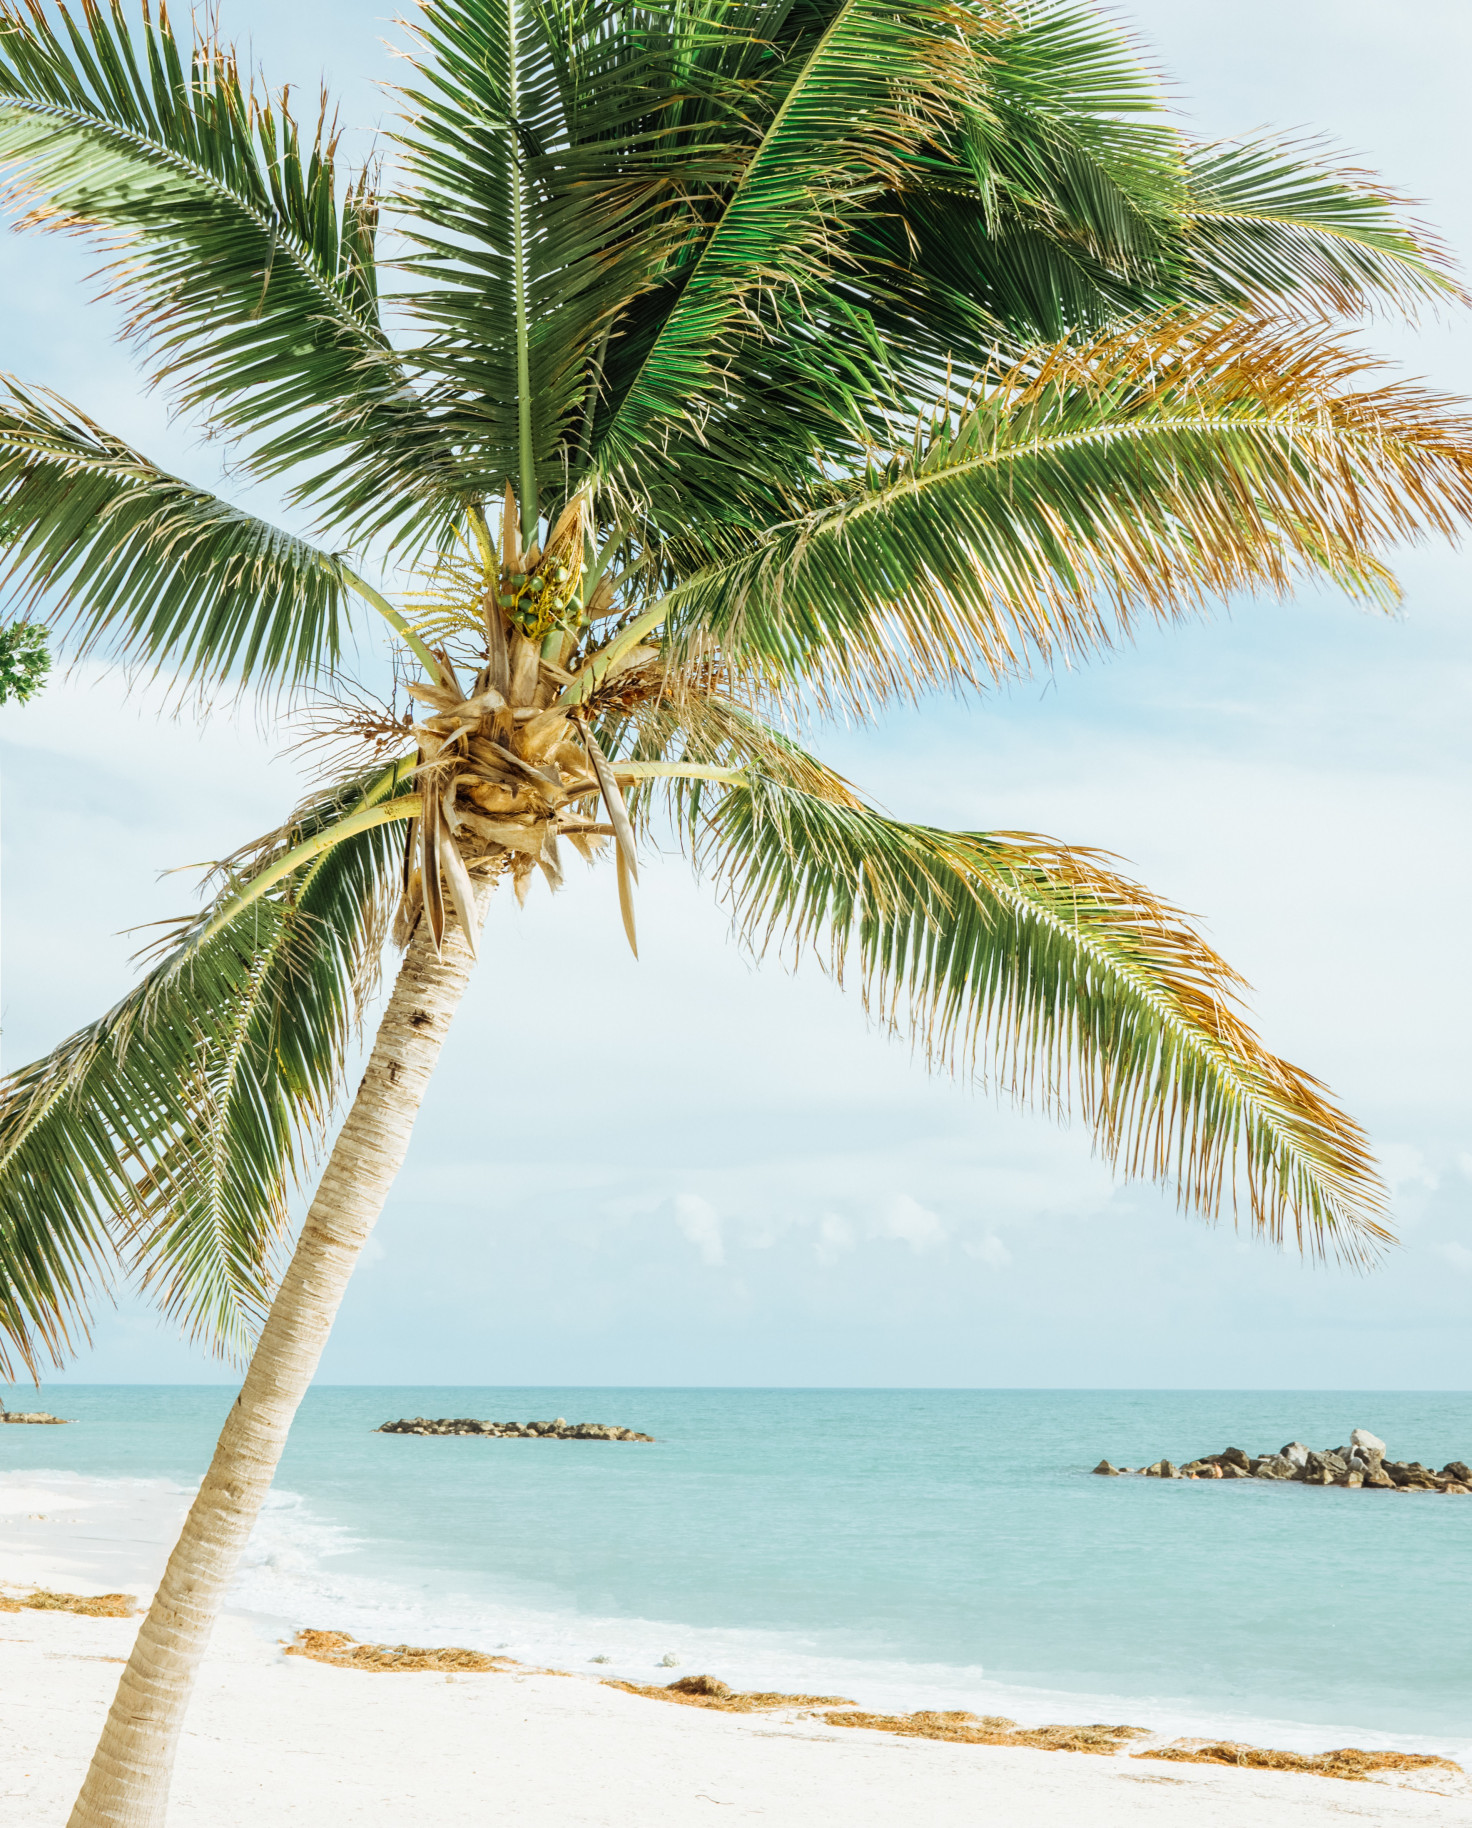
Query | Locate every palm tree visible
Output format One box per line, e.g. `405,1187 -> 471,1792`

1,1 -> 1470,1821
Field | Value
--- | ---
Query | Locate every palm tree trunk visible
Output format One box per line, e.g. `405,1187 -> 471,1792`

68,887 -> 491,1828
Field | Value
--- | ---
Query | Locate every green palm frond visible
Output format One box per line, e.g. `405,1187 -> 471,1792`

0,377 -> 350,693
585,0 -> 991,483
703,772 -> 1388,1260
0,0 -> 461,546
848,0 -> 1186,356
395,0 -> 850,507
1181,138 -> 1461,318
658,313 -> 1472,710
586,3 -> 1459,509
0,763 -> 411,1375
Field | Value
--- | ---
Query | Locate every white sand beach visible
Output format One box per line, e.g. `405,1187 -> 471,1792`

4,1594 -> 1468,1828
4,1474 -> 1467,1826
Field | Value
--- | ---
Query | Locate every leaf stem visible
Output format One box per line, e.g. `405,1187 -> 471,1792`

507,0 -> 537,532
342,569 -> 442,677
558,597 -> 669,706
193,796 -> 421,951
612,762 -> 748,785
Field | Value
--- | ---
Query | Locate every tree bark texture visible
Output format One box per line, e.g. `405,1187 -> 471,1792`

69,890 -> 490,1828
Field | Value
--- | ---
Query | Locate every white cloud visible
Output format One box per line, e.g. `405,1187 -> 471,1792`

672,1194 -> 724,1267
814,1212 -> 855,1266
873,1194 -> 948,1254
963,1234 -> 1013,1269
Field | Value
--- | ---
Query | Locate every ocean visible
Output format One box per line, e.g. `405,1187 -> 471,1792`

2,1386 -> 1468,1758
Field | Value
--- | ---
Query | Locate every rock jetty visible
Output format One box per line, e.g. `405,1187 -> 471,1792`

1092,1428 -> 1471,1491
0,1410 -> 70,1424
376,1416 -> 654,1441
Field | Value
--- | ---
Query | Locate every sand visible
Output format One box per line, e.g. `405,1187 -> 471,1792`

3,1600 -> 1468,1827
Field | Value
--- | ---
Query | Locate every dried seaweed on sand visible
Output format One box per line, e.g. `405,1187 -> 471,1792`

0,1588 -> 135,1617
607,1673 -> 857,1712
1138,1740 -> 1463,1783
284,1630 -> 517,1674
825,1710 -> 1148,1753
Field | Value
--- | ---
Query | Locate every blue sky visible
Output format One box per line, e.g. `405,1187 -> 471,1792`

3,1 -> 1470,1389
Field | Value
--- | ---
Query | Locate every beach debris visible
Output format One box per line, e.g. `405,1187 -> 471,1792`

1138,1739 -> 1463,1785
588,1655 -> 611,1664
658,1653 -> 681,1667
820,1711 -> 1464,1784
376,1417 -> 655,1440
1096,1432 -> 1472,1491
0,1588 -> 134,1616
607,1676 -> 858,1713
825,1710 -> 1150,1754
284,1630 -> 517,1674
667,1674 -> 730,1698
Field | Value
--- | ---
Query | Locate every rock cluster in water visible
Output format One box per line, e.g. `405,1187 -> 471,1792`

1092,1428 -> 1471,1491
0,1411 -> 70,1424
376,1415 -> 654,1441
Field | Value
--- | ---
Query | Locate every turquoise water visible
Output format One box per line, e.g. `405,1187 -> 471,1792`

2,1386 -> 1468,1752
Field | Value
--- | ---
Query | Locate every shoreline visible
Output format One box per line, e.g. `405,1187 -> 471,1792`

3,1463 -> 1470,1777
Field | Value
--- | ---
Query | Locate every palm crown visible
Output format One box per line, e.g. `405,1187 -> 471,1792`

3,0 -> 1472,1379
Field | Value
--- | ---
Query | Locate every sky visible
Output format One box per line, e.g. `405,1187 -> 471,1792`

2,1 -> 1470,1390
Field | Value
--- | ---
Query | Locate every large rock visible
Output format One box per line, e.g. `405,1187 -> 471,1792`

1220,1448 -> 1251,1471
1279,1441 -> 1309,1468
1251,1456 -> 1295,1480
1350,1428 -> 1387,1458
1385,1461 -> 1440,1489
1092,1460 -> 1120,1476
1442,1461 -> 1472,1483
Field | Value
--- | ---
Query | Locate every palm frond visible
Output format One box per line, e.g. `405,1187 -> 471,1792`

394,0 -> 796,506
852,16 -> 1457,364
0,763 -> 410,1375
589,0 -> 990,483
1181,138 -> 1462,318
0,377 -> 349,693
702,772 -> 1389,1260
659,313 -> 1472,711
848,0 -> 1185,353
0,0 -> 463,547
